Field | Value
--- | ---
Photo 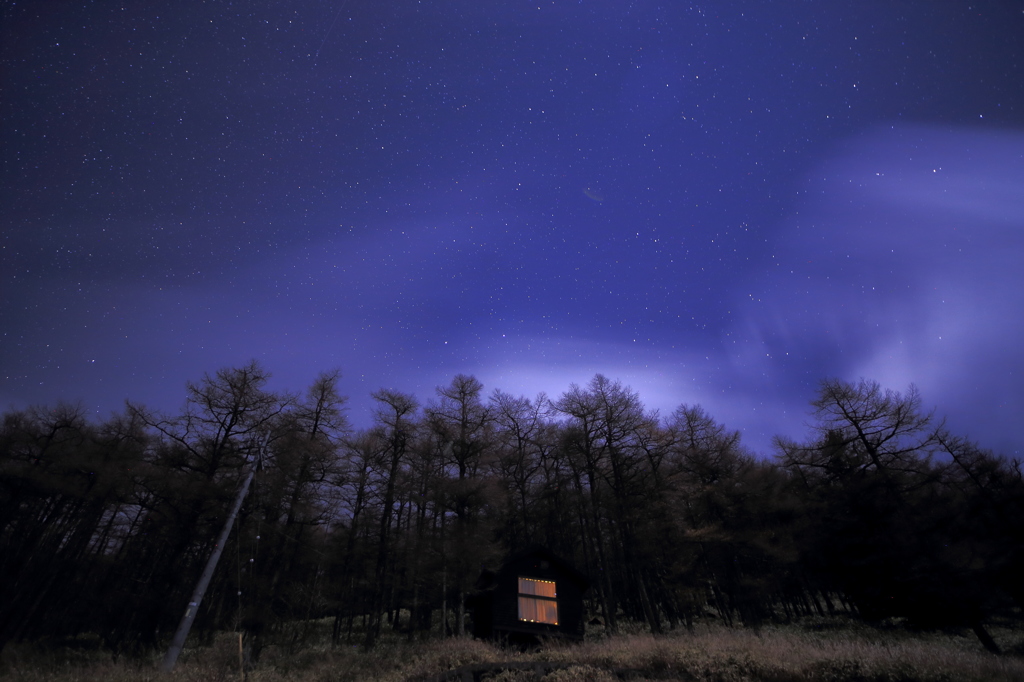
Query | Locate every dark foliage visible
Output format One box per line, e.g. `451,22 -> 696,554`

1,368 -> 1020,658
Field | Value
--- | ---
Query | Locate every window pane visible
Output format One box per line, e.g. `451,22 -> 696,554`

518,596 -> 559,625
518,596 -> 538,622
538,598 -> 558,625
518,577 -> 556,598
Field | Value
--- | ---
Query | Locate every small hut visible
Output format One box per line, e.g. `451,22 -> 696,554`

469,547 -> 590,643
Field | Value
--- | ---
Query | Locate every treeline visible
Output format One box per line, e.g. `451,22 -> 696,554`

1,363 -> 1021,659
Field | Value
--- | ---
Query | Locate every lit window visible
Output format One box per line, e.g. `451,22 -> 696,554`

518,577 -> 558,625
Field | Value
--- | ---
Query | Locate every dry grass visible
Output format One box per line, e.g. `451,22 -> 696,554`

1,621 -> 1022,682
539,622 -> 1024,681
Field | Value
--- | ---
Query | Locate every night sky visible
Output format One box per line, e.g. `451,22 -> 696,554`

3,1 -> 1023,456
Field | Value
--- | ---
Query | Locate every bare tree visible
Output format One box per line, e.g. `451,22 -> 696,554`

425,375 -> 497,636
364,389 -> 418,648
808,379 -> 937,474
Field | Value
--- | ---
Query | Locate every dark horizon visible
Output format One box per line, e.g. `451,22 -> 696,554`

2,361 -> 1012,462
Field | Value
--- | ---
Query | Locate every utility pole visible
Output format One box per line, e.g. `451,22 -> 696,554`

160,466 -> 256,673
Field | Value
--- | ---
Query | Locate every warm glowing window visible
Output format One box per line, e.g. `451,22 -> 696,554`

518,577 -> 558,625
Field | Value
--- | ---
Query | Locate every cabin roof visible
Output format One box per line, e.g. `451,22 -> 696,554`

493,546 -> 590,590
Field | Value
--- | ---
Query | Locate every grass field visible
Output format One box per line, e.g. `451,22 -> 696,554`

1,618 -> 1022,681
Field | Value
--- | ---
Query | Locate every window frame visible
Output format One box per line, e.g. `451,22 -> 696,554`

517,577 -> 558,625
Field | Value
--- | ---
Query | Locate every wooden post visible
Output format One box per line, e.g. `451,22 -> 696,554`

160,467 -> 256,673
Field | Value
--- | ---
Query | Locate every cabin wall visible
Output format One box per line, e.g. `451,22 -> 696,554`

489,556 -> 586,639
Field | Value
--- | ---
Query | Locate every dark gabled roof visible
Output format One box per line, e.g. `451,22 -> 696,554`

498,545 -> 590,590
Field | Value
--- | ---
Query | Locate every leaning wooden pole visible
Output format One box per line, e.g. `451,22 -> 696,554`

160,466 -> 256,673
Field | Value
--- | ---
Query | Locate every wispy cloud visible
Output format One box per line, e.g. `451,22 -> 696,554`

734,124 -> 1024,455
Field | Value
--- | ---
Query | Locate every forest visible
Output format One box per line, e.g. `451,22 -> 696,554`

1,362 -> 1021,666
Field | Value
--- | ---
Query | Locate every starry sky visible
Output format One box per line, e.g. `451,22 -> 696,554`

3,1 -> 1023,456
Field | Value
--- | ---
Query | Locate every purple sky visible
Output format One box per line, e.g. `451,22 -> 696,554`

2,1 -> 1022,456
